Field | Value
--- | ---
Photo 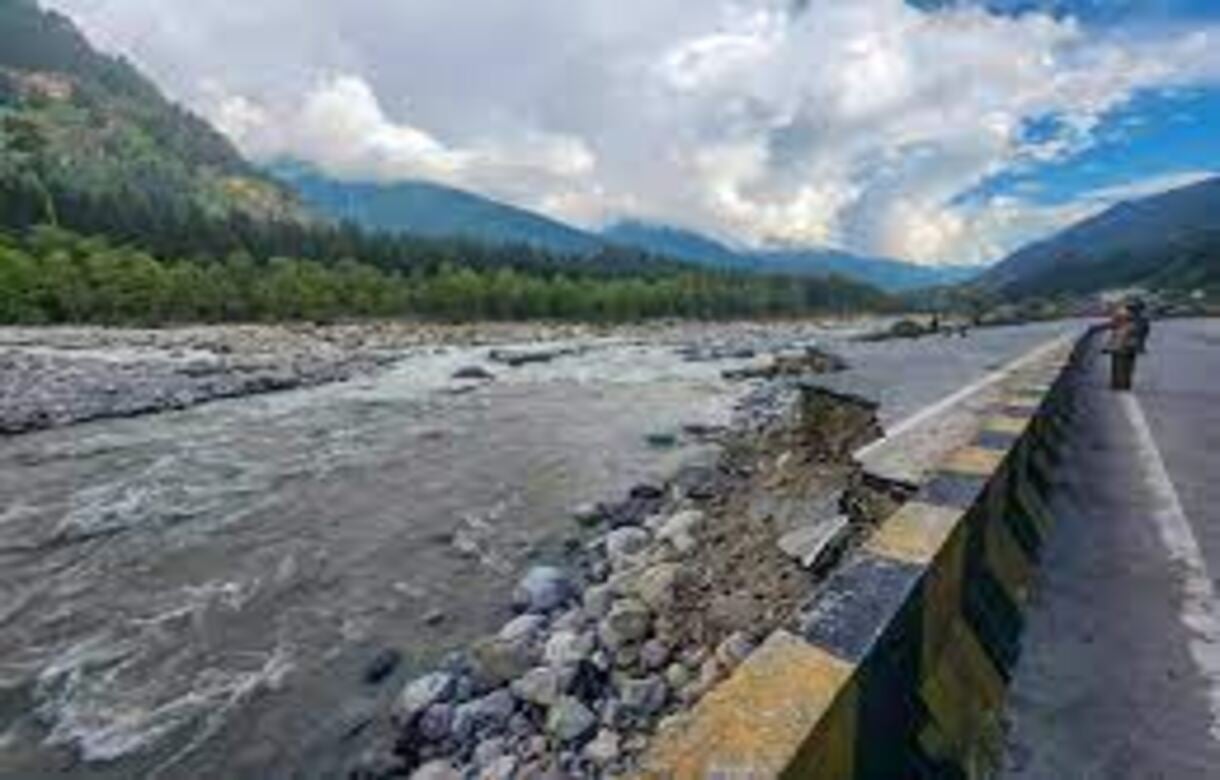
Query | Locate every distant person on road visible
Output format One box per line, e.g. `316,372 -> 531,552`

1129,297 -> 1151,353
1105,304 -> 1140,391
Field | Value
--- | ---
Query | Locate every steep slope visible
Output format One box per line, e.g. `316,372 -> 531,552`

0,0 -> 301,225
603,220 -> 980,291
275,164 -> 603,255
982,176 -> 1220,297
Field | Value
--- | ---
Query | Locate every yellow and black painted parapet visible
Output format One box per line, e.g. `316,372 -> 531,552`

642,330 -> 1098,779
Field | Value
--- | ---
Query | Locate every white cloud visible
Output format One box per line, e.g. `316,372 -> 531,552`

43,0 -> 1220,265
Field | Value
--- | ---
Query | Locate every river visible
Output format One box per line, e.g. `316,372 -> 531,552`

0,321 -> 1077,780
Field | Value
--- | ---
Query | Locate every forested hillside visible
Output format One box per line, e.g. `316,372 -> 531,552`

981,176 -> 1220,298
0,0 -> 301,223
0,226 -> 892,324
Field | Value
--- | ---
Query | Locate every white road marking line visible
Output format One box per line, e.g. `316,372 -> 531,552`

1121,392 -> 1220,743
855,333 -> 1074,461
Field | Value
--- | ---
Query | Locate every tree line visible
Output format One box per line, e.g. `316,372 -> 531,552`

0,226 -> 893,325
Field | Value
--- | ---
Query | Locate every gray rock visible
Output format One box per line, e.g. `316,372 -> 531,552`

582,584 -> 616,620
453,688 -> 517,741
512,566 -> 574,614
395,672 -> 456,723
613,643 -> 640,669
410,760 -> 462,780
663,662 -> 691,691
418,703 -> 454,742
583,729 -> 621,766
571,502 -> 603,527
777,515 -> 851,569
715,631 -> 755,670
550,608 -> 586,634
470,637 -> 537,689
640,639 -> 671,671
511,666 -> 565,707
604,527 -> 651,565
363,648 -> 402,685
544,631 -> 596,667
473,736 -> 508,766
656,509 -> 705,553
629,563 -> 683,612
348,747 -> 406,779
617,675 -> 668,716
597,599 -> 652,650
479,755 -> 518,780
453,365 -> 496,381
546,696 -> 598,743
499,614 -> 548,645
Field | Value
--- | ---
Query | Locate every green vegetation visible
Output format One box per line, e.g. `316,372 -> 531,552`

0,226 -> 891,325
0,0 -> 301,223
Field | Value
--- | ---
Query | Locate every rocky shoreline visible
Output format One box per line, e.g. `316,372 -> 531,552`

349,368 -> 905,779
0,319 -> 886,436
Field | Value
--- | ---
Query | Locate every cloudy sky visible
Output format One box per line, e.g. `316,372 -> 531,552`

44,0 -> 1220,266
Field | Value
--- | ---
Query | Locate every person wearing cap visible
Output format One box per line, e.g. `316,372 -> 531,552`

1128,297 -> 1151,354
1105,303 -> 1140,390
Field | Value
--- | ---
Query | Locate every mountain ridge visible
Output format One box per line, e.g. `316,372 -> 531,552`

980,175 -> 1220,297
278,166 -> 972,292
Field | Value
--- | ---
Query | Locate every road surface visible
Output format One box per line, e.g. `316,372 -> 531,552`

1002,319 -> 1220,779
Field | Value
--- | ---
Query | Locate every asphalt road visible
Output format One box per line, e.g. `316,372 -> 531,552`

1002,319 -> 1220,779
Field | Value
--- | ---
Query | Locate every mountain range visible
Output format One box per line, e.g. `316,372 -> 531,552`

981,176 -> 1220,297
276,165 -> 978,292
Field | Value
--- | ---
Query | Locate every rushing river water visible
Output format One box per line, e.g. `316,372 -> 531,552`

0,322 -> 1079,780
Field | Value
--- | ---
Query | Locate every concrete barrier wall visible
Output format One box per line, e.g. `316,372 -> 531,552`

642,329 -> 1097,779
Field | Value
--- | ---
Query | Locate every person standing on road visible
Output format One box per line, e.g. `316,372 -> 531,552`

1105,304 -> 1140,391
1129,297 -> 1152,353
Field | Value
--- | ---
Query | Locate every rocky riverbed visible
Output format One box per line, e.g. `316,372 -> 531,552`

0,321 -> 880,435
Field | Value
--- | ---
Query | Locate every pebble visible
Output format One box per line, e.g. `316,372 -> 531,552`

603,527 -> 651,565
418,703 -> 454,742
499,614 -> 548,644
640,639 -> 671,671
453,366 -> 496,381
454,688 -> 517,741
571,502 -> 603,527
410,760 -> 462,780
583,729 -> 621,765
512,566 -> 574,614
655,509 -> 705,553
617,675 -> 668,717
479,755 -> 518,780
715,631 -> 755,670
629,563 -> 683,612
547,697 -> 598,743
663,662 -> 691,691
363,648 -> 402,685
395,672 -> 456,723
598,599 -> 652,650
511,667 -> 566,707
582,584 -> 616,620
473,736 -> 508,766
544,631 -> 596,667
